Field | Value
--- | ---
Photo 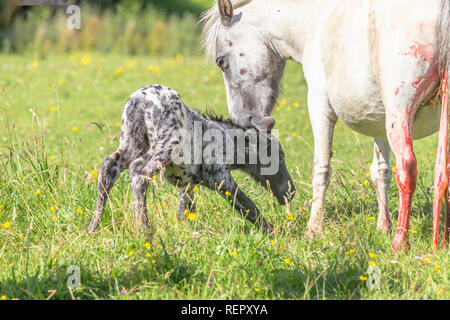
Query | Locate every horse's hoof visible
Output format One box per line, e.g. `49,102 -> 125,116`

377,220 -> 392,234
392,232 -> 410,252
305,226 -> 322,240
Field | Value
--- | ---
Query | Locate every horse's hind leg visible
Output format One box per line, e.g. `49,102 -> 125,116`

129,149 -> 172,229
370,139 -> 393,233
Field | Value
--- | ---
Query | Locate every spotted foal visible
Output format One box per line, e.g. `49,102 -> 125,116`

87,85 -> 295,233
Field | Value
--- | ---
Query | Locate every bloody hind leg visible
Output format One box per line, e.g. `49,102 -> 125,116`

129,150 -> 172,229
386,117 -> 417,252
432,72 -> 449,248
370,139 -> 393,233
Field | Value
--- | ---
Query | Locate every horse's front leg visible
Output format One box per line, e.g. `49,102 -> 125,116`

370,139 -> 393,233
306,90 -> 337,238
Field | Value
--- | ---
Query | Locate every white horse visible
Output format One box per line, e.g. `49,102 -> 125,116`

201,0 -> 450,251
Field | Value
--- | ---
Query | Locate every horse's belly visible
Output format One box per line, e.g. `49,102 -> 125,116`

333,98 -> 440,140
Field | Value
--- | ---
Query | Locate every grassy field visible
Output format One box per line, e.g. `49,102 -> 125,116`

0,53 -> 448,300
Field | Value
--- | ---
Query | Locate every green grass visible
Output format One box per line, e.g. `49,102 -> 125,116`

0,53 -> 448,300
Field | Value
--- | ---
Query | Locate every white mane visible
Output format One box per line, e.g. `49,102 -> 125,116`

200,0 -> 253,60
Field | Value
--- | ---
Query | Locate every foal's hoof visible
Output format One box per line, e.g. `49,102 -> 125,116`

392,231 -> 410,252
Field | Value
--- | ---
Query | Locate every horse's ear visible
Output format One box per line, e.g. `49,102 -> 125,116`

218,0 -> 234,26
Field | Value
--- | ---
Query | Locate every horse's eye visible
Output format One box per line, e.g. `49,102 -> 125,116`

216,55 -> 226,70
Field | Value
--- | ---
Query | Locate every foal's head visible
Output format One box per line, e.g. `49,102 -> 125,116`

241,129 -> 296,205
201,0 -> 285,130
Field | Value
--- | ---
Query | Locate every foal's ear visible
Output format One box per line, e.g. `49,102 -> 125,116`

218,0 -> 234,26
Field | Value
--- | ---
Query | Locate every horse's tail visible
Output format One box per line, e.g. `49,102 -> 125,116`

433,0 -> 450,248
437,0 -> 450,77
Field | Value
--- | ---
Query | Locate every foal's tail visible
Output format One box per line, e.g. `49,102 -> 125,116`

433,0 -> 450,248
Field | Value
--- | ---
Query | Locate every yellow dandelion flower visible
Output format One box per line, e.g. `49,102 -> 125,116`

365,172 -> 370,177
368,216 -> 375,220
344,251 -> 350,255
91,171 -> 99,178
363,180 -> 369,186
224,191 -> 231,197
294,102 -> 300,108
75,208 -> 82,213
52,217 -> 56,222
342,226 -> 346,232
152,259 -> 156,263
254,288 -> 260,292
152,175 -> 157,181
184,209 -> 189,215
193,187 -> 198,193
425,258 -> 431,263
72,126 -> 79,132
287,107 -> 292,111
369,253 -> 376,258
369,261 -> 376,266
411,229 -> 417,234
284,258 -> 291,266
187,213 -> 198,221
429,152 -> 435,156
175,53 -> 184,62
434,265 -> 441,271
3,221 -> 10,229
148,64 -> 161,73
35,189 -> 41,195
146,253 -> 151,258
114,66 -> 125,76
230,251 -> 237,256
245,209 -> 250,213
58,79 -> 65,86
50,207 -> 56,212
128,250 -> 134,257
49,155 -> 55,160
349,249 -> 355,254
48,107 -> 58,112
1,295 -> 6,300
392,166 -> 396,172
292,132 -> 297,137
144,242 -> 150,249
31,61 -> 39,69
80,57 -> 91,65
280,99 -> 287,106
287,213 -> 294,220
270,240 -> 275,246
359,276 -> 368,281
209,69 -> 216,76
276,106 -> 281,111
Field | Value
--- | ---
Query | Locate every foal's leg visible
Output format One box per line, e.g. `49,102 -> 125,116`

88,146 -> 142,234
177,187 -> 195,219
370,139 -> 393,233
305,90 -> 338,238
203,165 -> 273,232
129,150 -> 172,229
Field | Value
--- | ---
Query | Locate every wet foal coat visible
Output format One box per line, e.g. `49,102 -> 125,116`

88,85 -> 294,233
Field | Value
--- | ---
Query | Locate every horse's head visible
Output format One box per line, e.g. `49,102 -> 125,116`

202,0 -> 286,130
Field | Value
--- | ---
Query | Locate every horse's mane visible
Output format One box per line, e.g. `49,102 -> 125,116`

199,0 -> 253,60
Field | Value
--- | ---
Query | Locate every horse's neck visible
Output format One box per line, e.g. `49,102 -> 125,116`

250,0 -> 324,63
